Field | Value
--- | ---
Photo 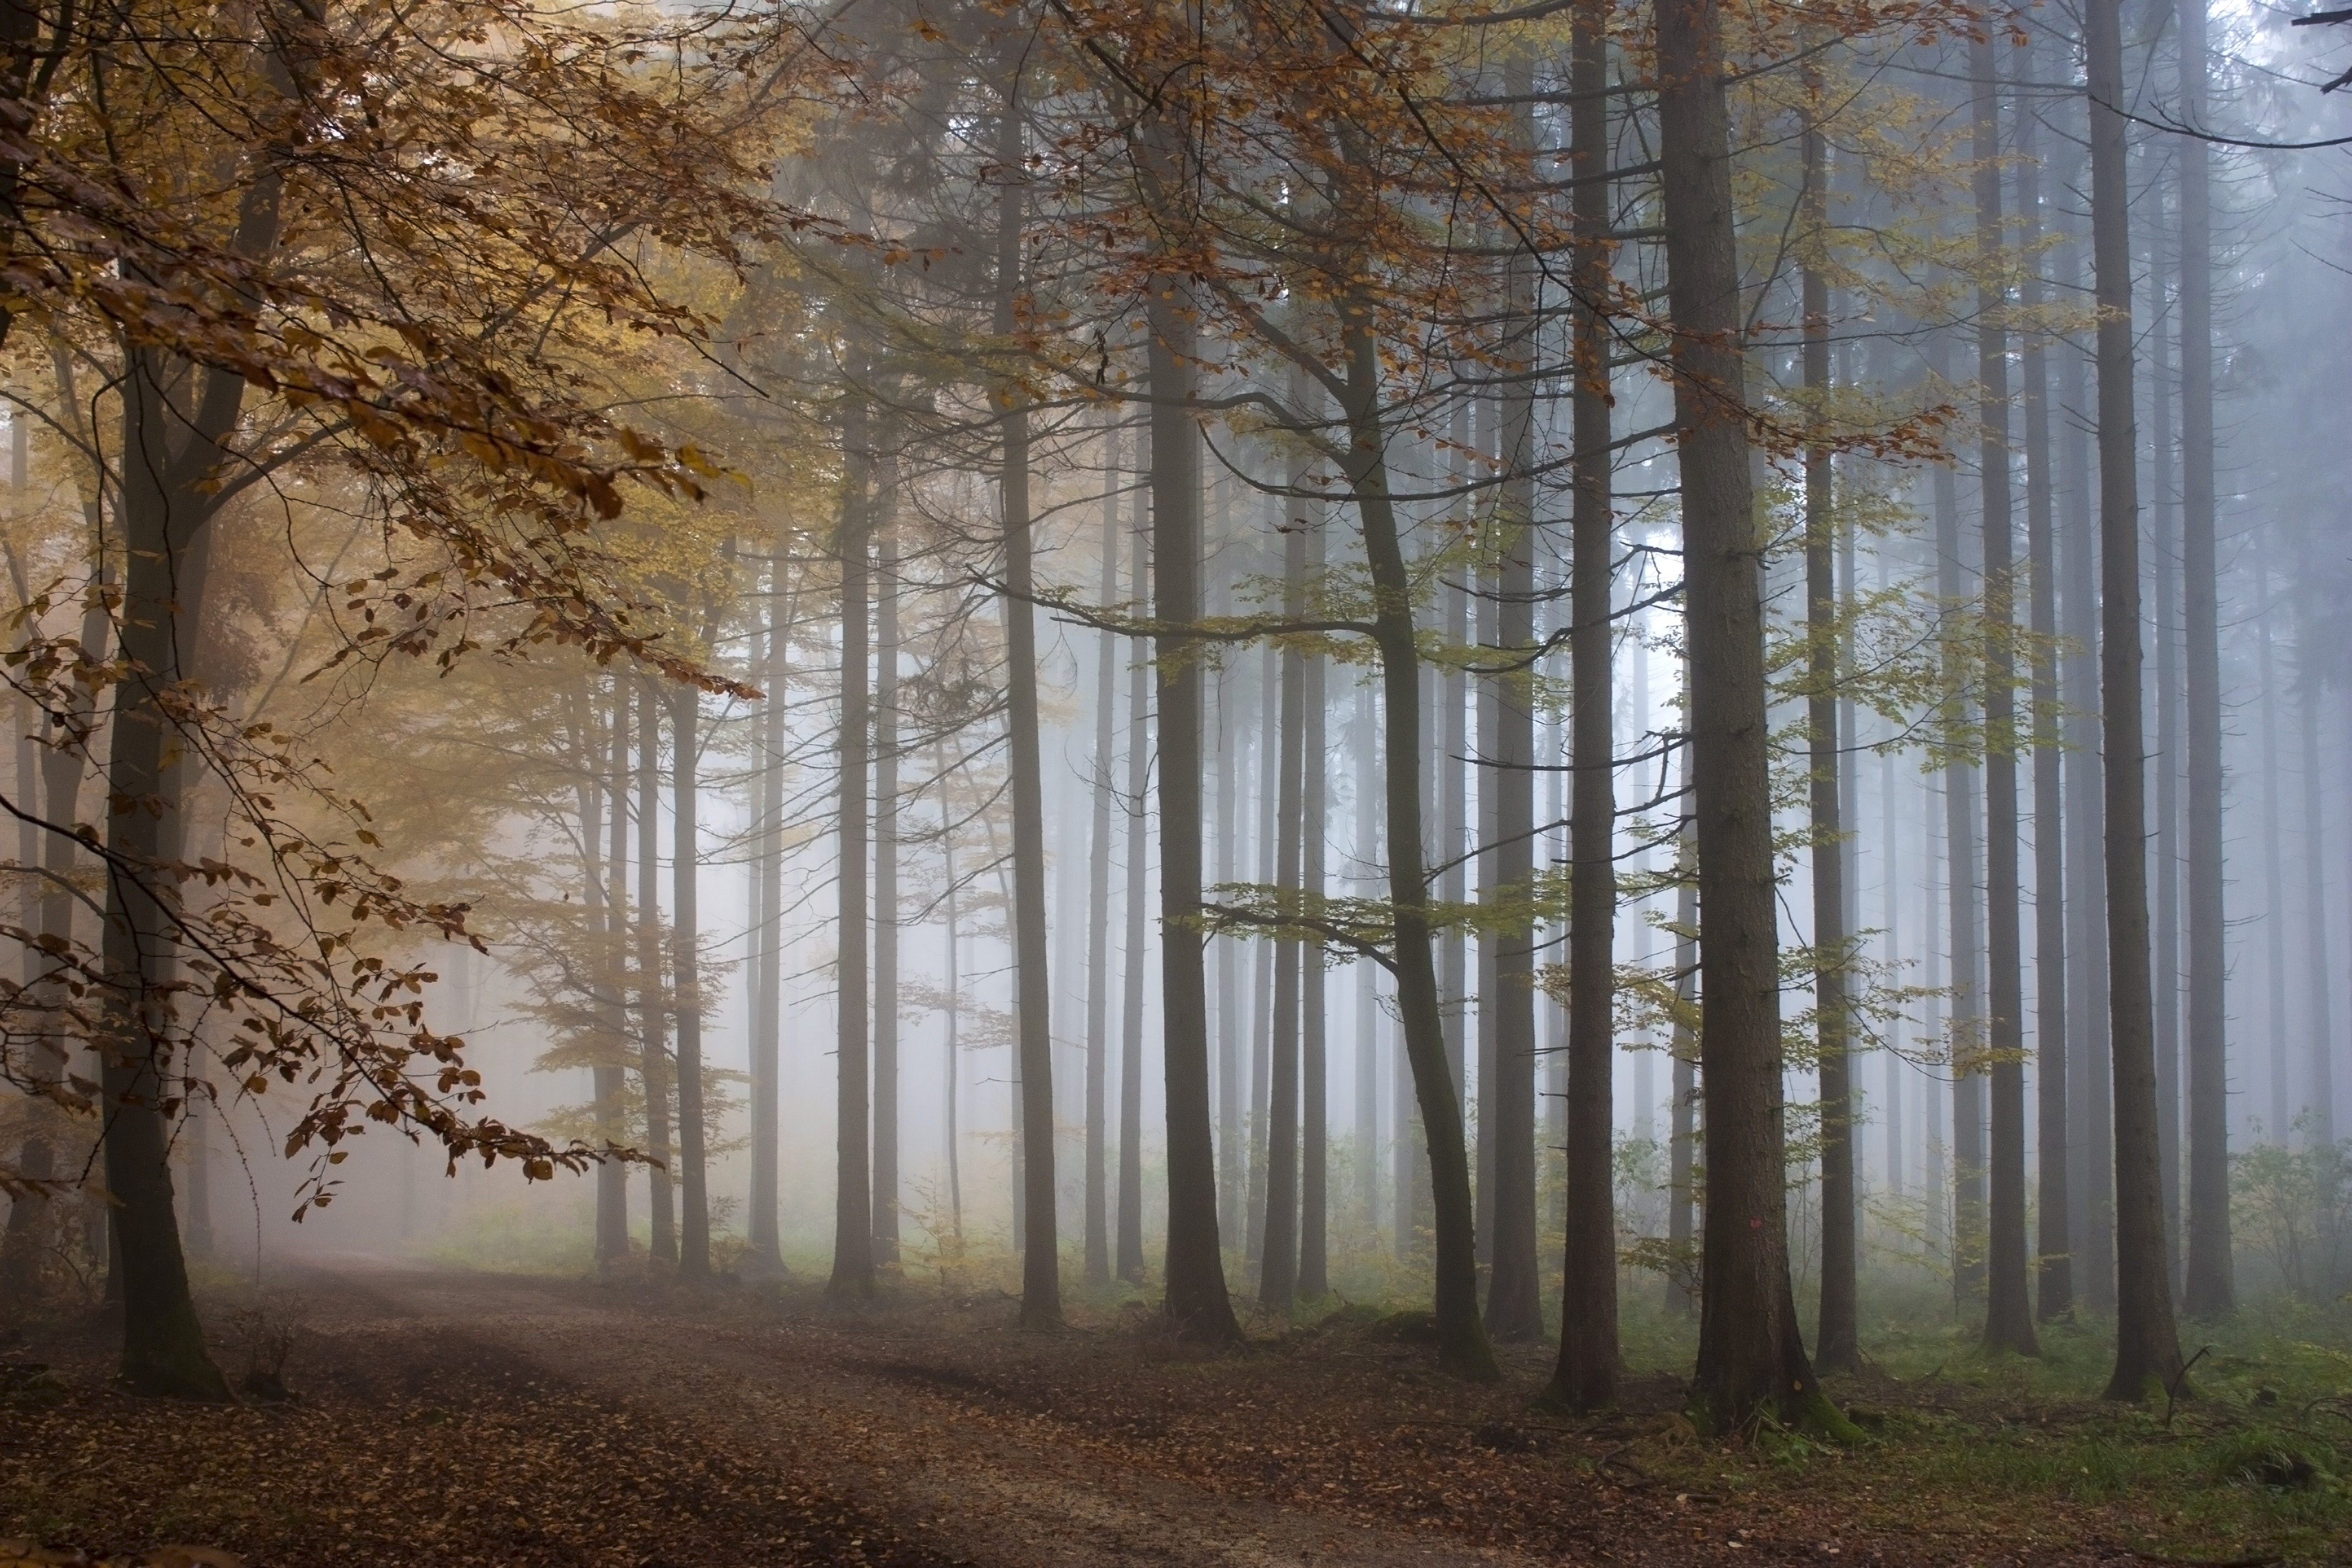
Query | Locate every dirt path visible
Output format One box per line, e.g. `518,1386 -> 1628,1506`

301,1261 -> 1556,1568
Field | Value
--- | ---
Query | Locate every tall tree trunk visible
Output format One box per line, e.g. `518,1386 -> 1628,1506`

2151,237 -> 2183,1283
997,81 -> 1060,1329
1118,460 -> 1151,1285
1260,511 -> 1306,1316
1248,641 -> 1278,1272
1665,794 -> 1700,1318
2175,0 -> 2231,1322
637,679 -> 675,1266
1929,332 -> 1987,1309
2303,669 -> 2335,1147
1974,32 -> 2037,1357
1357,683 -> 1384,1251
1803,56 -> 1858,1373
1551,0 -> 1618,1401
1138,121 -> 1238,1338
1339,306 -> 1498,1382
2256,591 -> 2287,1138
2059,232 -> 2115,1311
670,681 -> 710,1280
593,680 -> 631,1270
1085,432 -> 1122,1288
827,389 -> 876,1300
874,503 -> 903,1272
1657,0 -> 1839,1432
941,744 -> 965,1242
1217,667 -> 1243,1245
747,571 -> 789,1276
2019,79 -> 2072,1322
1484,61 -> 1543,1348
2088,0 -> 2187,1397
100,347 -> 230,1399
1299,520 -> 1331,1301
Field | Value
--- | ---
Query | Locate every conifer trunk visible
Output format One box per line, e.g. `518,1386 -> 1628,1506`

1552,0 -> 1619,1402
670,680 -> 710,1281
1137,103 -> 1238,1338
1118,465 -> 1151,1284
827,392 -> 876,1300
2176,0 -> 2232,1322
1803,58 -> 1858,1373
2088,0 -> 2187,1398
1658,0 -> 1835,1432
874,505 -> 903,1273
1975,33 -> 2036,1356
1087,433 -> 1121,1288
2018,80 -> 2072,1321
637,680 -> 676,1266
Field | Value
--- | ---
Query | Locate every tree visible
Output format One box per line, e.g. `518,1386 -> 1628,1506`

1550,0 -> 1621,1406
2086,0 -> 2187,1400
1974,26 -> 2036,1359
1660,0 -> 1843,1435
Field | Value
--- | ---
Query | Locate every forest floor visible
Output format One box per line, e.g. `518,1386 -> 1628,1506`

5,1261 -> 2349,1568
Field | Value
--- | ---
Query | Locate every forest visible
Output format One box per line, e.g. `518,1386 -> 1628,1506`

3,0 -> 2351,1563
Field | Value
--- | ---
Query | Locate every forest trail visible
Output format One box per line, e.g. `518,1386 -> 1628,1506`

300,1261 -> 1562,1568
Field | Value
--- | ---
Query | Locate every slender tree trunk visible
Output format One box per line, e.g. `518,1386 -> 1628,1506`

2019,82 -> 2072,1322
1356,683 -> 1384,1251
2174,0 -> 2231,1321
997,83 -> 1060,1329
1656,0 -> 1838,1432
1974,33 -> 2037,1356
1299,519 -> 1332,1302
1803,58 -> 1859,1373
1482,61 -> 1544,1348
2059,240 -> 2116,1311
1217,667 -> 1244,1245
1249,642 -> 1278,1273
1085,432 -> 1122,1288
1340,306 -> 1498,1383
1551,0 -> 1618,1400
670,681 -> 710,1280
1665,796 -> 1700,1318
1137,118 -> 1238,1338
874,502 -> 903,1272
1259,510 -> 1307,1316
593,680 -> 631,1270
2088,0 -> 2187,1396
1927,328 -> 1987,1308
2257,592 -> 2288,1139
1118,460 -> 1151,1284
747,573 -> 789,1276
2151,238 -> 2184,1283
941,745 -> 965,1243
2303,671 -> 2335,1147
637,679 -> 675,1266
828,389 -> 876,1300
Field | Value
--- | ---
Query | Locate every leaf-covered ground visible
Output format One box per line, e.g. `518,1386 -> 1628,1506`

5,1266 -> 2346,1567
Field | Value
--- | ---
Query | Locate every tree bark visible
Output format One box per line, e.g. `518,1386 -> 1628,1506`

1138,152 -> 1238,1339
2018,79 -> 2071,1322
669,680 -> 710,1281
1119,456 -> 1152,1285
1259,502 -> 1307,1317
100,346 -> 231,1398
827,389 -> 875,1300
593,680 -> 631,1270
2088,0 -> 2187,1398
1974,32 -> 2036,1358
874,496 -> 903,1273
2175,0 -> 2232,1322
1299,519 -> 1331,1302
2303,671 -> 2334,1147
1551,0 -> 1618,1402
997,83 -> 1060,1327
1340,308 -> 1498,1383
1803,56 -> 1858,1373
1657,0 -> 1836,1433
637,679 -> 675,1266
1086,431 -> 1122,1288
747,571 -> 789,1276
1483,59 -> 1543,1349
